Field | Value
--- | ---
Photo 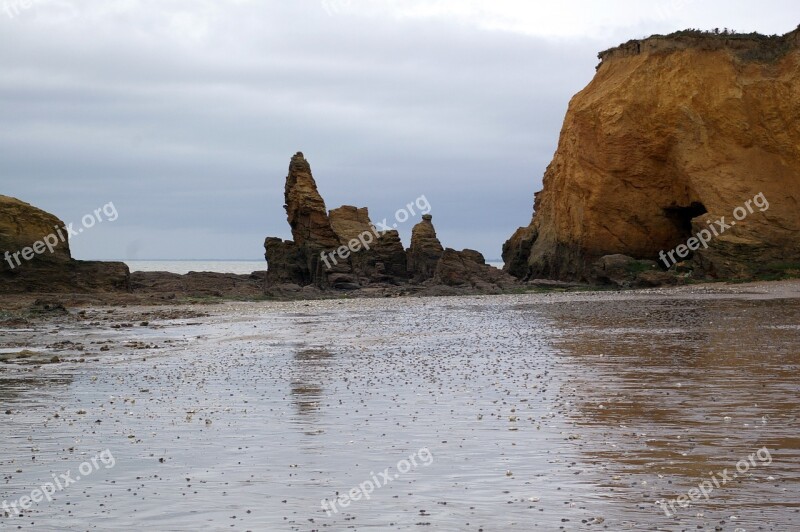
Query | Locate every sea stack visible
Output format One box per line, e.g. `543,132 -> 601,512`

264,153 -> 519,293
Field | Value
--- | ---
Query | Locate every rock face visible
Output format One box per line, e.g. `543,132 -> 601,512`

130,271 -> 266,298
435,248 -> 519,292
328,206 -> 408,285
407,214 -> 444,282
264,154 -> 413,289
264,152 -> 340,288
0,195 -> 130,293
265,154 -> 518,293
504,28 -> 800,282
0,195 -> 72,261
284,153 -> 341,249
265,153 -> 412,289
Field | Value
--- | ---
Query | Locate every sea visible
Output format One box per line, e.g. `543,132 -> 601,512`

124,260 -> 505,274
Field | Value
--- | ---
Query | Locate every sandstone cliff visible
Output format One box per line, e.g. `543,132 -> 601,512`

504,27 -> 800,282
0,195 -> 129,293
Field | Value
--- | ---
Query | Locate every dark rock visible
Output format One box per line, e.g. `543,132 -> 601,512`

263,153 -> 522,295
502,217 -> 537,280
0,195 -> 130,294
30,299 -> 69,315
130,271 -> 265,298
590,254 -> 662,287
635,270 -> 680,287
526,279 -> 583,289
434,248 -> 519,291
407,214 -> 443,282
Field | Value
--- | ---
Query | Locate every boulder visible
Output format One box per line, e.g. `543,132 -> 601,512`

590,254 -> 680,288
130,271 -> 265,298
328,205 -> 408,284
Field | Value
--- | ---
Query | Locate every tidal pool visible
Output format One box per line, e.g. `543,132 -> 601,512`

1,286 -> 798,530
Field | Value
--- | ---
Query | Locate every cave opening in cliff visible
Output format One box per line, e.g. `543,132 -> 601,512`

663,201 -> 708,247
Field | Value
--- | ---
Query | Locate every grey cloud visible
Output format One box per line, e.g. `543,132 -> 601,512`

1,0 -> 795,260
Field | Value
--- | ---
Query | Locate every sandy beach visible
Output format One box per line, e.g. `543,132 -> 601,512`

1,280 -> 798,530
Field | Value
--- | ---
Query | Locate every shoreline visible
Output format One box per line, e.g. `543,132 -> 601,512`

2,276 -> 799,314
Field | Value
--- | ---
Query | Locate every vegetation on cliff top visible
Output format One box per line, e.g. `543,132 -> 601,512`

598,24 -> 800,65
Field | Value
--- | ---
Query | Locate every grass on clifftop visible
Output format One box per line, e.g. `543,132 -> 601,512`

599,24 -> 800,63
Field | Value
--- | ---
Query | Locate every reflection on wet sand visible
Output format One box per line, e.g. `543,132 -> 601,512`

541,297 -> 800,527
0,287 -> 798,530
0,374 -> 73,406
290,347 -> 333,423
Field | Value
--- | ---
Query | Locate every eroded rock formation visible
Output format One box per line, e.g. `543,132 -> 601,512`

0,195 -> 129,293
329,206 -> 408,285
285,153 -> 341,249
264,153 -> 516,293
407,214 -> 443,281
504,28 -> 800,282
264,153 -> 413,290
435,248 -> 518,293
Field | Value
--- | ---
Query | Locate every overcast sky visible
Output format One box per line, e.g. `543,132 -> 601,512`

1,0 -> 797,262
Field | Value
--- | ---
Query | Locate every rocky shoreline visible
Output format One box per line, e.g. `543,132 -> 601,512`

3,28 -> 799,300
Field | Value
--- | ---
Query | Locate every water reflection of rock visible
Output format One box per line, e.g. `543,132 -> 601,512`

290,347 -> 333,431
0,375 -> 74,407
545,298 -> 800,428
537,297 -> 800,525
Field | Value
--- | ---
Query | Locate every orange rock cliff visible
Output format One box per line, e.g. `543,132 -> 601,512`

504,27 -> 800,282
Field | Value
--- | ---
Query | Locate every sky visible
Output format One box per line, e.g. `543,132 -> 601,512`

1,0 -> 797,261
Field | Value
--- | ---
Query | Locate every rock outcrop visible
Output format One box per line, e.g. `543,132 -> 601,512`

434,248 -> 519,292
130,271 -> 266,298
328,206 -> 409,285
589,254 -> 678,288
407,214 -> 443,282
264,153 -> 518,294
0,195 -> 130,293
264,152 -> 342,288
264,153 -> 414,290
504,27 -> 800,282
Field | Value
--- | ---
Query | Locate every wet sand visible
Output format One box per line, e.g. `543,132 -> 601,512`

1,280 -> 799,530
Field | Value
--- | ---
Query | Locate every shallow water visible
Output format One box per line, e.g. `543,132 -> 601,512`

0,291 -> 798,530
124,260 -> 266,275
